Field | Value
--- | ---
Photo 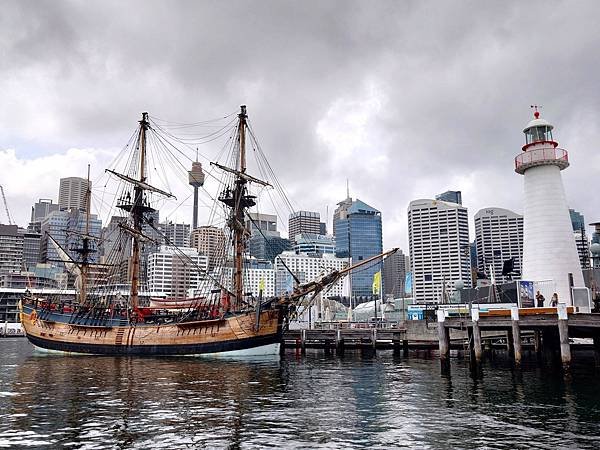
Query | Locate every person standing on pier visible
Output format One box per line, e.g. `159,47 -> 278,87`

551,293 -> 559,307
536,291 -> 545,307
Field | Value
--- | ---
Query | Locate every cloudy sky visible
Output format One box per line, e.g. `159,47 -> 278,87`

1,0 -> 600,250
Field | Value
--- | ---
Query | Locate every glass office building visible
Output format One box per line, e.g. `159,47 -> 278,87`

333,198 -> 383,299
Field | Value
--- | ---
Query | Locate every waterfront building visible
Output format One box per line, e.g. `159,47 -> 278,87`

191,225 -> 227,271
514,110 -> 584,303
245,212 -> 277,235
21,230 -> 41,270
0,225 -> 24,275
159,221 -> 190,247
212,261 -> 276,298
333,197 -> 383,299
147,245 -> 208,298
58,177 -> 90,211
591,221 -> 600,245
289,211 -> 322,243
40,209 -> 102,265
570,209 -> 585,232
0,272 -> 58,289
383,249 -> 407,297
435,190 -> 462,205
408,198 -> 471,303
28,199 -> 59,232
474,208 -> 524,283
293,233 -> 335,256
275,251 -> 347,297
248,231 -> 291,262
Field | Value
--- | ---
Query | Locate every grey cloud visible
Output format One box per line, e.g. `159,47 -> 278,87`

1,0 -> 600,248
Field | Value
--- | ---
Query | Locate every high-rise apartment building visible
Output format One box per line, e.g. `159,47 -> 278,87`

191,225 -> 227,271
383,249 -> 407,297
245,212 -> 277,236
28,199 -> 59,232
293,233 -> 335,256
248,231 -> 291,262
147,246 -> 208,298
275,251 -> 347,297
408,199 -> 471,303
21,230 -> 41,270
569,209 -> 585,232
474,208 -> 524,283
569,209 -> 590,269
333,197 -> 383,299
58,177 -> 91,211
289,211 -> 322,243
40,210 -> 102,264
0,225 -> 24,274
160,221 -> 191,248
212,262 -> 276,298
435,190 -> 462,205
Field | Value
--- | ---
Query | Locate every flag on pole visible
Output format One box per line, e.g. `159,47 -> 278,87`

259,278 -> 265,292
372,271 -> 381,295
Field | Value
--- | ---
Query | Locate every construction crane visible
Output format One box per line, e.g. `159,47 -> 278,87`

0,185 -> 13,225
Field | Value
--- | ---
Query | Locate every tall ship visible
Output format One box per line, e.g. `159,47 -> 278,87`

19,106 -> 395,356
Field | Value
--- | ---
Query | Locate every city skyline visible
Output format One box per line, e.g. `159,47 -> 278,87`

1,2 -> 600,252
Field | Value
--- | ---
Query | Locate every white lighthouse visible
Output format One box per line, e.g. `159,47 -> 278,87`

515,110 -> 583,305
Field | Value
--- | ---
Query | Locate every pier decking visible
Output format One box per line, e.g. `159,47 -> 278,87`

438,305 -> 600,367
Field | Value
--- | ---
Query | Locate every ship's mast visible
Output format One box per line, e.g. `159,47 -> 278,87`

130,112 -> 149,310
79,164 -> 92,305
233,106 -> 248,308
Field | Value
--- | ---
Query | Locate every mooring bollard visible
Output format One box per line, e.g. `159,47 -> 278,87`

511,306 -> 522,366
437,309 -> 449,360
471,306 -> 482,363
557,303 -> 571,367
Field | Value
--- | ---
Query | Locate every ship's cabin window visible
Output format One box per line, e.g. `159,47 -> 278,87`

525,126 -> 553,144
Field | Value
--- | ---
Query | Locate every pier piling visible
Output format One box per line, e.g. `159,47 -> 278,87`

557,303 -> 571,367
301,329 -> 306,355
437,310 -> 450,361
511,306 -> 522,366
471,307 -> 482,363
593,336 -> 600,368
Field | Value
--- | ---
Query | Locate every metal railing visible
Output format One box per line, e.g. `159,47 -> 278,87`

515,147 -> 568,172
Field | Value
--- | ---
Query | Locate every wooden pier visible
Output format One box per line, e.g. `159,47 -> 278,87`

438,305 -> 600,368
284,328 -> 409,355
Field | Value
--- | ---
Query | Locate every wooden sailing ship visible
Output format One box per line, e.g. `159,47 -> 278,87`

19,106 -> 396,356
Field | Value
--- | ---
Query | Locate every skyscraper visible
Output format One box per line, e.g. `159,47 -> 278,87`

248,231 -> 291,262
0,225 -> 24,275
333,197 -> 383,299
408,198 -> 471,303
28,199 -> 59,232
245,212 -> 277,236
160,221 -> 191,247
474,207 -> 523,283
58,177 -> 91,211
569,209 -> 589,269
147,245 -> 208,298
383,249 -> 407,297
191,225 -> 227,271
40,209 -> 102,265
435,190 -> 462,205
289,211 -> 322,242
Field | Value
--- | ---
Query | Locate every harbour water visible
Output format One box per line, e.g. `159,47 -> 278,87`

1,338 -> 599,449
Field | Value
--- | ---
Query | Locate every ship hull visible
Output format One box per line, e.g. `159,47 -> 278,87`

20,304 -> 283,356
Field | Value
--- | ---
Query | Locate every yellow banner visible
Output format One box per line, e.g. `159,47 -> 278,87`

372,271 -> 381,295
